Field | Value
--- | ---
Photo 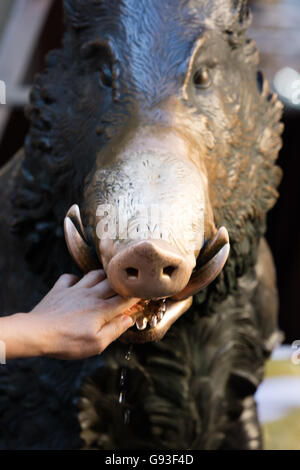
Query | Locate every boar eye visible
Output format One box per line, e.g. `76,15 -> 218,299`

193,67 -> 211,89
99,63 -> 113,88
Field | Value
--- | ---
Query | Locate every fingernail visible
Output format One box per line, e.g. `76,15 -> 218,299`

122,315 -> 134,328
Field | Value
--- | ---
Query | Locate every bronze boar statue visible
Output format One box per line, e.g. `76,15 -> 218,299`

0,0 -> 283,449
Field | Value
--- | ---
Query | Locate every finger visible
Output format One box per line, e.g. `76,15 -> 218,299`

97,314 -> 134,352
75,269 -> 106,288
91,278 -> 116,299
102,296 -> 140,321
54,273 -> 79,289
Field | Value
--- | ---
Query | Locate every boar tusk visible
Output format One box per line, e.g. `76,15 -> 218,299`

64,204 -> 100,273
197,226 -> 229,267
65,204 -> 87,242
172,227 -> 230,301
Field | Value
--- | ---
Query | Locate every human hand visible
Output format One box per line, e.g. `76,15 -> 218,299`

17,270 -> 139,360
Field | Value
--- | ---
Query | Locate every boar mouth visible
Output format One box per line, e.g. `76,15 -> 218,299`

64,205 -> 230,343
119,297 -> 193,344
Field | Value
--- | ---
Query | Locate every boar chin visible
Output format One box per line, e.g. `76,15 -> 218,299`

64,204 -> 230,343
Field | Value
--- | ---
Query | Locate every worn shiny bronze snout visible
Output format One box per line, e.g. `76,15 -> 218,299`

105,239 -> 195,299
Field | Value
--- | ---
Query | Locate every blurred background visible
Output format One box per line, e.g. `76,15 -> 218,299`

0,0 -> 299,450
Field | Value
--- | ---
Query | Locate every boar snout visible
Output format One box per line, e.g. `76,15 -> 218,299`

106,239 -> 195,299
64,204 -> 230,342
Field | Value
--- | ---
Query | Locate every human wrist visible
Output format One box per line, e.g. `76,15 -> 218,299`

0,312 -> 46,359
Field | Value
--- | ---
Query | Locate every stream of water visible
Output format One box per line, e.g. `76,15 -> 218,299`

119,343 -> 134,424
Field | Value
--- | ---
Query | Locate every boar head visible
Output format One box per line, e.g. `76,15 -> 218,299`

12,0 -> 283,343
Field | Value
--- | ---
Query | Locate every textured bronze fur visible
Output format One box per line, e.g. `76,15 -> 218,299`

0,0 -> 283,449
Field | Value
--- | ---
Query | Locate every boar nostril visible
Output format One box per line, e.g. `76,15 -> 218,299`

126,267 -> 139,279
163,265 -> 177,277
107,240 -> 194,298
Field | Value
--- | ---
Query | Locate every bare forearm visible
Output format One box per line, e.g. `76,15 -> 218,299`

0,271 -> 138,361
0,313 -> 43,360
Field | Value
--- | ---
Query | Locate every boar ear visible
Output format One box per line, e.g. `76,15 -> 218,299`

64,204 -> 100,273
230,0 -> 251,29
232,0 -> 249,17
220,0 -> 251,47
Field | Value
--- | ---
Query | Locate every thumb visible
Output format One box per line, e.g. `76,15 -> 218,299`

97,314 -> 134,353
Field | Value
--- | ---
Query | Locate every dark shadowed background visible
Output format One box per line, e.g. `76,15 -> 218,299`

0,0 -> 299,343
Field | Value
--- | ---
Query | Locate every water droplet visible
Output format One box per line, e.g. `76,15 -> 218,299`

120,368 -> 127,387
125,344 -> 133,361
124,409 -> 131,424
119,390 -> 125,404
136,316 -> 148,330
